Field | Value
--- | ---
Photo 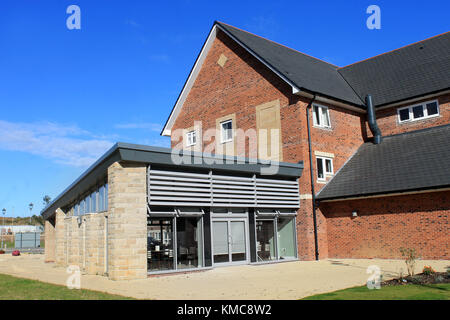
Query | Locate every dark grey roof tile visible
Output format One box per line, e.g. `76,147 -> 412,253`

316,124 -> 450,200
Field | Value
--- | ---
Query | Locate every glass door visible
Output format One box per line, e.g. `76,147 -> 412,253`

230,221 -> 246,262
256,219 -> 276,262
212,221 -> 229,263
277,217 -> 296,259
147,218 -> 174,272
212,218 -> 248,265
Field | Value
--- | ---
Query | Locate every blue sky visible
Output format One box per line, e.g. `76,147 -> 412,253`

0,0 -> 448,217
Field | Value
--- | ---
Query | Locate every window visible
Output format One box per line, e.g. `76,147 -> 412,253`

312,104 -> 331,128
397,100 -> 439,123
316,157 -> 333,181
220,119 -> 233,143
186,130 -> 196,147
255,212 -> 297,262
84,195 -> 90,213
91,191 -> 97,213
72,182 -> 108,216
98,185 -> 105,212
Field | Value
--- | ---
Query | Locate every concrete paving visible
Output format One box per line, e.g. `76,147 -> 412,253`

0,254 -> 448,299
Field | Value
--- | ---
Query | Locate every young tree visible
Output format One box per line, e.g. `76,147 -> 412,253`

42,195 -> 51,206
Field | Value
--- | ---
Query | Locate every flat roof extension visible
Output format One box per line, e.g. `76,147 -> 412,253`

41,143 -> 304,219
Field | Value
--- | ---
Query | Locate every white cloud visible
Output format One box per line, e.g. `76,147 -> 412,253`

149,54 -> 170,63
125,19 -> 140,28
114,122 -> 163,132
0,120 -> 114,167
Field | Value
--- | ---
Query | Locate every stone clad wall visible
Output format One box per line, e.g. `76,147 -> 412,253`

44,219 -> 56,262
84,213 -> 106,275
107,161 -> 147,280
55,209 -> 66,266
45,161 -> 147,280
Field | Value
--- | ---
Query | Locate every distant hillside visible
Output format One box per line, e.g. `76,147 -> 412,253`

1,215 -> 44,226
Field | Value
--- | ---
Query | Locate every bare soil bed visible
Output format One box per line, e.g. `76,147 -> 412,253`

382,272 -> 450,287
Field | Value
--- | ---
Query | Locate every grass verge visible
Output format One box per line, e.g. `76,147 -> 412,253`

302,283 -> 450,300
0,273 -> 134,300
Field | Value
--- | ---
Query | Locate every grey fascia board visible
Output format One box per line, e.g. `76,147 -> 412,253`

41,144 -> 121,220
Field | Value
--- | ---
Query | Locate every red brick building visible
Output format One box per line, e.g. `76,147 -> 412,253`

162,21 -> 450,261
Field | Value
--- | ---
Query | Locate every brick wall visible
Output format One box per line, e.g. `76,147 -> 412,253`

171,29 -> 294,155
319,190 -> 450,260
171,29 -> 368,260
169,29 -> 449,261
368,93 -> 450,137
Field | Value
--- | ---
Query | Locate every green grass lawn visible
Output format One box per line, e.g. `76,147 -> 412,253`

0,273 -> 134,300
303,283 -> 450,300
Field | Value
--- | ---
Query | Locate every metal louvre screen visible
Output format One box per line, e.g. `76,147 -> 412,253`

148,168 -> 300,208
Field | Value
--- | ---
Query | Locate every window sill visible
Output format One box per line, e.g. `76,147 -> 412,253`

316,180 -> 327,184
398,114 -> 440,125
312,125 -> 332,131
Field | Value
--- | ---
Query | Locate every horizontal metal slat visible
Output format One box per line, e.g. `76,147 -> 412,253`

150,191 -> 211,197
150,169 -> 209,179
149,180 -> 211,188
150,175 -> 210,184
149,185 -> 211,193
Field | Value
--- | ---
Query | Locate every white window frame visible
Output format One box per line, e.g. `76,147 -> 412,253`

186,130 -> 197,147
220,119 -> 233,143
397,100 -> 440,123
316,156 -> 333,181
312,104 -> 331,128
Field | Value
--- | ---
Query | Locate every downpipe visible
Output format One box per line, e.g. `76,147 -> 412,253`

306,95 -> 320,261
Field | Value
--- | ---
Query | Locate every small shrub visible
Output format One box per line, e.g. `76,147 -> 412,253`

399,247 -> 418,276
422,265 -> 435,275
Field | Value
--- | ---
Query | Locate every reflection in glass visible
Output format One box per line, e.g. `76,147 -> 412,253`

277,217 -> 296,259
213,221 -> 229,263
147,219 -> 174,272
176,217 -> 203,269
231,221 -> 246,262
256,220 -> 276,261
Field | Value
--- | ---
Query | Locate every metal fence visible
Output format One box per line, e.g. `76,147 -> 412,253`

14,232 -> 41,248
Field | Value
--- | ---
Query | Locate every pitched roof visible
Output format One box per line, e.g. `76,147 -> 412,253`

316,124 -> 450,201
217,22 -> 450,107
162,22 -> 449,135
216,22 -> 364,106
338,32 -> 450,107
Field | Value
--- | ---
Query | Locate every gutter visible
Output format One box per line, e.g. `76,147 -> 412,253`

305,95 -> 320,261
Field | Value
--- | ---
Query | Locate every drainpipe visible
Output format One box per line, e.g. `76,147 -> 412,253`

306,95 -> 319,261
104,214 -> 109,276
366,95 -> 382,144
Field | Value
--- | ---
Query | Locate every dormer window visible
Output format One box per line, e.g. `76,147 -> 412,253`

398,100 -> 439,123
312,104 -> 331,128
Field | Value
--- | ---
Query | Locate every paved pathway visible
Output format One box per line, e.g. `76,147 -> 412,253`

0,254 -> 448,299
